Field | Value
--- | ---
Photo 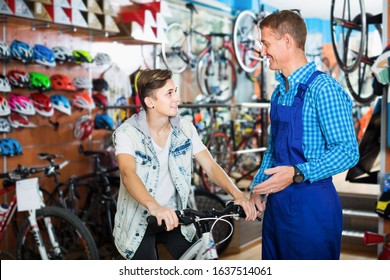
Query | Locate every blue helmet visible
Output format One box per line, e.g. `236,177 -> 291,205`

94,113 -> 114,130
50,94 -> 71,115
0,137 -> 22,156
10,40 -> 33,63
32,44 -> 56,67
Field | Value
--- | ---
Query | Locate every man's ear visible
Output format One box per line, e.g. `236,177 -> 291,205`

284,33 -> 294,48
144,96 -> 154,109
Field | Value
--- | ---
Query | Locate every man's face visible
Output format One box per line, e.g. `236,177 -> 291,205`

260,27 -> 288,71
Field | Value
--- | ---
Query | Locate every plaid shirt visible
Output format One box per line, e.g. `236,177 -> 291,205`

250,62 -> 359,190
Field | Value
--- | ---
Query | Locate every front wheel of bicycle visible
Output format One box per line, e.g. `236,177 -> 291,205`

232,10 -> 262,73
193,189 -> 234,255
161,23 -> 189,74
344,13 -> 382,104
330,0 -> 366,73
201,132 -> 233,193
196,51 -> 237,103
15,206 -> 99,260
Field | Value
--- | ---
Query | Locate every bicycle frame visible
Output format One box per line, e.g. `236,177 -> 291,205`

0,183 -> 58,259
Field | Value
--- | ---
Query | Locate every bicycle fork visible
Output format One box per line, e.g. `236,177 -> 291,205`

27,209 -> 62,260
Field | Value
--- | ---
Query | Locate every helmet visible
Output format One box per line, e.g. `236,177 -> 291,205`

50,94 -> 71,115
94,53 -> 111,66
72,92 -> 95,110
92,78 -> 109,92
0,137 -> 22,156
74,115 -> 93,140
29,72 -> 51,91
0,41 -> 11,62
50,74 -> 76,91
10,40 -> 33,63
8,93 -> 36,115
30,92 -> 54,117
7,70 -> 30,88
0,118 -> 11,132
94,113 -> 114,130
92,93 -> 108,108
52,46 -> 74,63
8,112 -> 36,128
73,50 -> 93,64
73,76 -> 93,89
0,95 -> 10,116
0,75 -> 11,92
32,44 -> 56,67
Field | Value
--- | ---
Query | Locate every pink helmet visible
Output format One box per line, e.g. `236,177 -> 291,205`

74,115 -> 93,140
0,95 -> 11,116
8,93 -> 35,115
30,92 -> 54,117
72,92 -> 95,110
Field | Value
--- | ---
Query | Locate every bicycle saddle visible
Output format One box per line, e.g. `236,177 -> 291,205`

38,153 -> 63,161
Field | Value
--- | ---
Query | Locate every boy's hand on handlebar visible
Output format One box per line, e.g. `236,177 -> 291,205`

250,194 -> 266,219
148,204 -> 179,231
233,196 -> 257,221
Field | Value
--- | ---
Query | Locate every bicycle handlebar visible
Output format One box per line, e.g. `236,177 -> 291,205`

147,202 -> 248,228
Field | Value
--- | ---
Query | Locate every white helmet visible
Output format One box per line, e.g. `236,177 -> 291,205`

0,75 -> 11,92
94,53 -> 111,66
73,76 -> 93,89
0,41 -> 10,61
0,118 -> 11,132
52,46 -> 74,63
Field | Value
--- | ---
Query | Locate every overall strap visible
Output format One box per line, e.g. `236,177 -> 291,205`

297,70 -> 324,98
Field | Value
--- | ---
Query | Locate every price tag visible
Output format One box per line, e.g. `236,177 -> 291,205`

16,178 -> 42,212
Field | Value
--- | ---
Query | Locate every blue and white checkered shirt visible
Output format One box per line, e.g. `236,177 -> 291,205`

250,62 -> 359,190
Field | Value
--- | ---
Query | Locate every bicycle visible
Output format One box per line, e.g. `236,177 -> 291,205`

0,164 -> 99,260
161,3 -> 237,103
364,231 -> 390,260
232,1 -> 267,73
200,104 -> 269,193
147,201 -> 255,260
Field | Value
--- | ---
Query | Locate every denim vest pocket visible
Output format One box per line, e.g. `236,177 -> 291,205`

172,139 -> 192,176
134,151 -> 152,183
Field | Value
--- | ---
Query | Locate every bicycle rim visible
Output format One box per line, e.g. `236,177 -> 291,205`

15,206 -> 99,260
161,23 -> 189,73
141,44 -> 161,70
233,10 -> 261,73
201,132 -> 233,192
344,13 -> 382,104
197,52 -> 237,103
193,189 -> 234,255
330,0 -> 366,73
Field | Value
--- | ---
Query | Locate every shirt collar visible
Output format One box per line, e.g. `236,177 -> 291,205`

275,62 -> 317,95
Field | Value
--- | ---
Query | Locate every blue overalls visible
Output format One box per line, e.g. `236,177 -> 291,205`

262,71 -> 343,260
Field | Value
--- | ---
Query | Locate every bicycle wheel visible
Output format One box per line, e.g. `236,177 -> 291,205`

197,51 -> 237,103
201,131 -> 233,192
193,189 -> 234,255
15,206 -> 99,260
232,10 -> 262,73
161,23 -> 189,73
344,13 -> 382,104
330,0 -> 366,73
141,44 -> 161,69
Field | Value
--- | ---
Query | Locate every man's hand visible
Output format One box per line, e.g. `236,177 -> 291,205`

249,194 -> 266,219
251,165 -> 294,195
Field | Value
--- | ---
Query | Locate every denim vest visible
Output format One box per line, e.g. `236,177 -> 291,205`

112,110 -> 196,260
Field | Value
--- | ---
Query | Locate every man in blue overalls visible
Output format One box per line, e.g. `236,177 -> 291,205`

250,10 -> 359,260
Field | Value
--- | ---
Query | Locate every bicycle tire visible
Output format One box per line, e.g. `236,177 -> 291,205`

344,13 -> 382,104
161,23 -> 189,74
193,189 -> 234,255
141,44 -> 161,70
201,131 -> 233,193
15,206 -> 99,260
232,10 -> 262,73
330,0 -> 366,73
197,51 -> 237,103
231,133 -> 261,187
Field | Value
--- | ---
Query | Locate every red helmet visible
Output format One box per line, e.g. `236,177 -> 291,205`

7,70 -> 29,88
30,92 -> 54,117
92,93 -> 108,108
74,115 -> 93,140
72,92 -> 95,110
50,74 -> 76,91
8,112 -> 36,128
